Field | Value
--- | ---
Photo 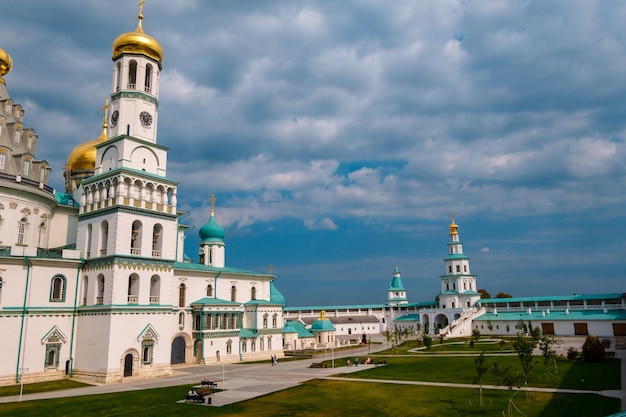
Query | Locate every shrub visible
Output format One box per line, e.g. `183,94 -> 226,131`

582,335 -> 605,362
566,347 -> 578,361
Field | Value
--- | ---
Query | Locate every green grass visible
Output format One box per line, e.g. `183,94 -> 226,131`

336,356 -> 621,391
0,380 -> 618,417
0,380 -> 92,397
378,337 -> 515,354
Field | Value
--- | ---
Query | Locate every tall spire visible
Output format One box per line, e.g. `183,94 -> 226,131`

136,0 -> 145,33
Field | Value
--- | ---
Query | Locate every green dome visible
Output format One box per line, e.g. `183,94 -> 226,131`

199,215 -> 225,243
311,311 -> 335,332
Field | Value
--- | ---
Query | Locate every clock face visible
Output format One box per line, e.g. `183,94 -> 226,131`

139,111 -> 153,128
110,110 -> 119,127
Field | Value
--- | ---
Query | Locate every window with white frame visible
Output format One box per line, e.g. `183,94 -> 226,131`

0,154 -> 5,170
17,217 -> 28,245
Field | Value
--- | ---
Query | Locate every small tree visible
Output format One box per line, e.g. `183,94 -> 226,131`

383,330 -> 393,346
539,334 -> 558,380
512,334 -> 536,398
498,338 -> 507,351
478,288 -> 491,299
474,351 -> 489,407
491,362 -> 523,416
495,292 -> 513,298
582,335 -> 605,362
423,334 -> 433,351
470,329 -> 480,349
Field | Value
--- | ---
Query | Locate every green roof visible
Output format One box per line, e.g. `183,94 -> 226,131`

190,297 -> 240,306
284,304 -> 387,311
173,261 -> 273,277
270,281 -> 287,306
240,328 -> 258,338
475,309 -> 626,322
444,254 -> 469,260
394,314 -> 421,322
283,320 -> 315,338
478,293 -> 625,304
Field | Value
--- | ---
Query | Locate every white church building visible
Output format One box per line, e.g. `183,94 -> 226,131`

0,4 -> 624,388
0,6 -> 285,386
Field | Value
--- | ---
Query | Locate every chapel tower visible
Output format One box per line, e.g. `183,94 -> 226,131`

438,214 -> 480,309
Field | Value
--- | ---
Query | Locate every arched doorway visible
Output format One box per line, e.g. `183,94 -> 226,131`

421,314 -> 430,334
171,336 -> 187,364
123,353 -> 133,377
434,314 -> 449,331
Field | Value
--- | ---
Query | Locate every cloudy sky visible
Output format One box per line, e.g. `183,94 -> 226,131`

2,1 -> 625,306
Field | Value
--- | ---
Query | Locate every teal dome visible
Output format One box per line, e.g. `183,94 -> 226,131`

270,281 -> 286,306
199,215 -> 225,243
311,311 -> 335,332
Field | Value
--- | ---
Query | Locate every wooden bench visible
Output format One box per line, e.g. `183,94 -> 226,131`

201,381 -> 218,388
186,394 -> 205,403
310,362 -> 326,368
375,360 -> 387,366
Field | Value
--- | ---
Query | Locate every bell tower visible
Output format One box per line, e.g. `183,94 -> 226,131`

108,0 -> 162,144
438,213 -> 480,309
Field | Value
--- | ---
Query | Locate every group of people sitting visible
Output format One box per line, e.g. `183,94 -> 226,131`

346,357 -> 372,367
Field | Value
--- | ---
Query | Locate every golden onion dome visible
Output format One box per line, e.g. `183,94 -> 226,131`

66,123 -> 107,173
0,48 -> 13,84
112,10 -> 163,66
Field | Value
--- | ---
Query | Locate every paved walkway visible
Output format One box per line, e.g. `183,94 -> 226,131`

0,337 -> 624,411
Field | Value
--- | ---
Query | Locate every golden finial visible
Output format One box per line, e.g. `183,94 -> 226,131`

136,0 -> 146,32
210,194 -> 217,216
449,211 -> 459,235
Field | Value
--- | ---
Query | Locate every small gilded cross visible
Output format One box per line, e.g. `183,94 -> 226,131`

100,97 -> 109,125
210,194 -> 217,216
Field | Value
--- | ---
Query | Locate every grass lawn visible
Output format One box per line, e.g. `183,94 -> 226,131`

0,380 -> 619,417
0,380 -> 92,397
378,338 -> 515,354
336,356 -> 621,391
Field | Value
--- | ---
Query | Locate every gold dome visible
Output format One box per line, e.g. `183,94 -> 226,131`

66,124 -> 108,172
112,10 -> 163,66
0,48 -> 13,84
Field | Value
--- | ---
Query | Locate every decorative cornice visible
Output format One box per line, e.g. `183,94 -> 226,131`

83,256 -> 174,272
111,91 -> 159,107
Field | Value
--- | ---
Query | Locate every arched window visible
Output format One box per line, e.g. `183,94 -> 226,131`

82,275 -> 88,306
230,286 -> 237,302
100,221 -> 108,256
194,314 -> 201,330
128,60 -> 137,89
50,275 -> 66,302
206,314 -> 213,330
127,274 -> 139,304
251,286 -> 256,300
0,277 -> 3,304
0,154 -> 5,170
38,221 -> 46,248
145,64 -> 153,93
115,62 -> 122,91
226,339 -> 232,354
86,223 -> 92,258
23,160 -> 30,176
131,220 -> 142,255
178,312 -> 185,328
151,224 -> 162,257
464,265 -> 468,273
178,283 -> 186,307
97,274 -> 105,304
272,313 -> 278,328
206,284 -> 213,297
448,266 -> 452,273
267,336 -> 272,350
231,314 -> 237,329
149,275 -> 160,304
17,217 -> 28,245
260,337 -> 264,351
47,349 -> 56,367
241,340 -> 247,353
262,313 -> 268,328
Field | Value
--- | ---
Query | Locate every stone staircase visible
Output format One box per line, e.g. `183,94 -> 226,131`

440,306 -> 485,338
